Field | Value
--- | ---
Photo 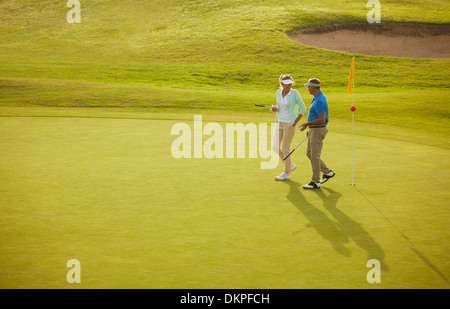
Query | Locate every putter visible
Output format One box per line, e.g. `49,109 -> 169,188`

283,136 -> 307,161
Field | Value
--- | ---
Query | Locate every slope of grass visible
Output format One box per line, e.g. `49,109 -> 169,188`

1,1 -> 449,145
1,77 -> 448,149
0,0 -> 449,90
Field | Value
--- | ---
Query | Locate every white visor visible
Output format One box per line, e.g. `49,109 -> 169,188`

304,81 -> 321,87
281,79 -> 294,85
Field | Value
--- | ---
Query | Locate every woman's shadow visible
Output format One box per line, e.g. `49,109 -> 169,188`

283,180 -> 387,270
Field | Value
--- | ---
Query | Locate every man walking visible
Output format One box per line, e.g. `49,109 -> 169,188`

299,78 -> 335,189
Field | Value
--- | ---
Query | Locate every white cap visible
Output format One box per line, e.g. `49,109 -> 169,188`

281,79 -> 294,85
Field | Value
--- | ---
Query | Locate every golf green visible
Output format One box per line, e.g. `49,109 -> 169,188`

0,108 -> 448,288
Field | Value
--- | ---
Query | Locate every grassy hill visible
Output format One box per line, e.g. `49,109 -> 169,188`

1,1 -> 449,87
2,1 -> 450,149
0,0 -> 449,147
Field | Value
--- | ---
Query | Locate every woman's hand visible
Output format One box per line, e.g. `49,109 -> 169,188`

270,105 -> 277,112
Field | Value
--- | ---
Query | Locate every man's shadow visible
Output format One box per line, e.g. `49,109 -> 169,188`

283,180 -> 387,270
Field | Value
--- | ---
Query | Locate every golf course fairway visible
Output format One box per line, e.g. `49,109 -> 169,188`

0,0 -> 449,290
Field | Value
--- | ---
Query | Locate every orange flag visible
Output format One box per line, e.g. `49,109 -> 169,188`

347,57 -> 355,95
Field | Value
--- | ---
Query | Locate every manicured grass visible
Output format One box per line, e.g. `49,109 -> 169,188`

1,79 -> 448,150
0,108 -> 448,288
0,0 -> 449,289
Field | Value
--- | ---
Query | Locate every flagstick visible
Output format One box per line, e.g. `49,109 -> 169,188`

348,56 -> 356,186
351,72 -> 355,186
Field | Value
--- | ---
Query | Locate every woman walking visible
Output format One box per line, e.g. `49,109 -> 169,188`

271,74 -> 306,180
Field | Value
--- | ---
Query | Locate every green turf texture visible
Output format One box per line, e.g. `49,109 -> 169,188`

0,0 -> 449,288
0,108 -> 449,288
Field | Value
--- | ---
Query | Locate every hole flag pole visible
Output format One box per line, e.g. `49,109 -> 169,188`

348,56 -> 356,186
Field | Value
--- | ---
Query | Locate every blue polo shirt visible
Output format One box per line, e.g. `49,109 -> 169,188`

307,91 -> 329,125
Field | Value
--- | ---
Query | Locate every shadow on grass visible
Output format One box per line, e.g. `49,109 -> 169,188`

354,186 -> 449,284
282,180 -> 387,271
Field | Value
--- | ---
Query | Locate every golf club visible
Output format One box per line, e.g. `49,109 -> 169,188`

255,104 -> 271,107
283,136 -> 307,161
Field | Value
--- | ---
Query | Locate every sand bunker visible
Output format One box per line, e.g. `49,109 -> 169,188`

289,23 -> 450,59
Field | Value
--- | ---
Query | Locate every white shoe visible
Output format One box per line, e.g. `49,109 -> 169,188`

302,181 -> 321,189
320,170 -> 335,184
275,172 -> 290,181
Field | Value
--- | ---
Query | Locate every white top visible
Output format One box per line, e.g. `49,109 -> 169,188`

277,90 -> 291,123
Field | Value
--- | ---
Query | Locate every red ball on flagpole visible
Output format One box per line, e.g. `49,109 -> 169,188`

350,106 -> 356,112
